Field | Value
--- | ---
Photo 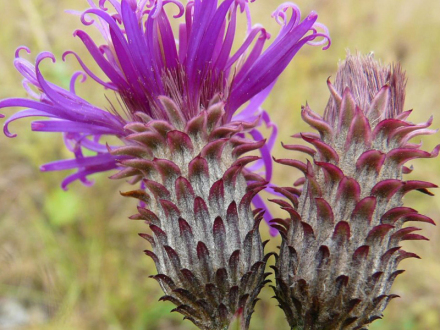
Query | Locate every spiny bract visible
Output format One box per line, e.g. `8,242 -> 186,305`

118,98 -> 271,330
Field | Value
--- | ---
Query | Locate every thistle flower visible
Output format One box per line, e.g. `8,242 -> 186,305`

0,0 -> 329,230
0,0 -> 329,186
0,0 -> 329,328
272,53 -> 439,329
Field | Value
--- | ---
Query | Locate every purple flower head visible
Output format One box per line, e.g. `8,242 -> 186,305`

0,0 -> 329,222
65,0 -> 329,120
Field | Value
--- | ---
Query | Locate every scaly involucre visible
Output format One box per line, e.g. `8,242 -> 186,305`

272,53 -> 439,330
121,97 -> 271,330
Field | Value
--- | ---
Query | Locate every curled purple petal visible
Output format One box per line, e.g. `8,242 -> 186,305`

40,153 -> 125,171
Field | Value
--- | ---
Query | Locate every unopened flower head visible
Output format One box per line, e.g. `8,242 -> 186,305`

272,53 -> 439,329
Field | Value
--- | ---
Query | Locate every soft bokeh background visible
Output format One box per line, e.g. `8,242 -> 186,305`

1,0 -> 439,329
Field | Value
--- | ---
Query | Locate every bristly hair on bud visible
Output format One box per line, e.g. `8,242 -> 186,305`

271,53 -> 439,330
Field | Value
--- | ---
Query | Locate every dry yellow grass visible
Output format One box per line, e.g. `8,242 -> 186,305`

0,0 -> 439,329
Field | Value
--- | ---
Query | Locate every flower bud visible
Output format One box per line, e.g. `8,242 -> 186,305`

272,53 -> 439,330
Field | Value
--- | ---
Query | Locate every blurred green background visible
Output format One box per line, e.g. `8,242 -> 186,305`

1,0 -> 439,329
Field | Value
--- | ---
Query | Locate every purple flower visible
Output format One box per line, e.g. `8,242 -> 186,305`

1,0 -> 328,178
0,0 -> 329,228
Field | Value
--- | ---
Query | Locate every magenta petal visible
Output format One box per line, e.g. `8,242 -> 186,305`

247,129 -> 272,181
41,153 -> 123,171
191,0 -> 234,78
4,109 -> 56,137
70,31 -> 129,89
31,120 -> 121,135
228,12 -> 325,113
59,159 -> 120,190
